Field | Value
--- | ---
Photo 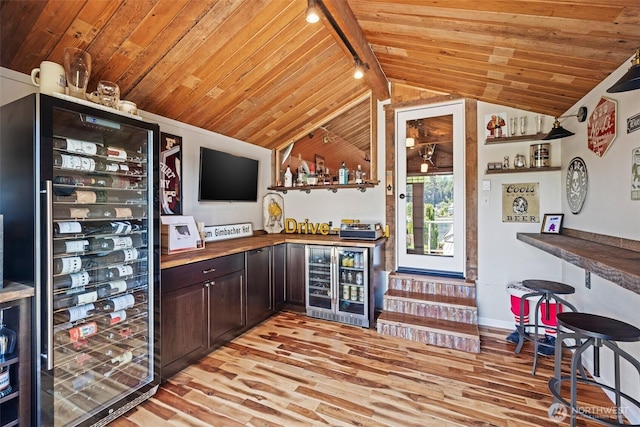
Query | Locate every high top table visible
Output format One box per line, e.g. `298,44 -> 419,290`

549,312 -> 640,427
514,279 -> 577,375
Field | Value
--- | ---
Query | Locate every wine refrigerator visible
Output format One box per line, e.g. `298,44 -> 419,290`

0,93 -> 160,426
305,246 -> 370,327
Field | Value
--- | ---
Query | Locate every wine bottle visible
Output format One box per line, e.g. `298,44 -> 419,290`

96,146 -> 127,161
53,270 -> 91,290
0,367 -> 12,398
56,303 -> 96,323
89,294 -> 135,314
54,189 -> 107,204
54,207 -> 91,220
89,234 -> 144,252
54,174 -> 99,187
54,321 -> 98,345
91,265 -> 136,282
53,239 -> 90,255
98,309 -> 128,326
54,255 -> 96,275
71,371 -> 95,392
54,153 -> 96,172
53,137 -> 99,155
95,248 -> 147,265
53,289 -> 98,309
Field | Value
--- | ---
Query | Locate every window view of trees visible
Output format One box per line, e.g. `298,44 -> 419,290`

406,174 -> 454,255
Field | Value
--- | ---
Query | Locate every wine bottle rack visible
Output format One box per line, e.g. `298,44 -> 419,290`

45,104 -> 155,426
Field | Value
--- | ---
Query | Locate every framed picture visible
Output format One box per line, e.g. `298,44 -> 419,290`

315,154 -> 325,174
160,132 -> 182,215
541,214 -> 564,234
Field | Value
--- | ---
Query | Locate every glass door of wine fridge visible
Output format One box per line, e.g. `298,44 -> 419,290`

305,246 -> 369,327
0,93 -> 160,427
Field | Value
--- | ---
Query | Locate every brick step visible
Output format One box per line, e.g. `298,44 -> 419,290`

383,289 -> 478,324
377,311 -> 481,353
388,273 -> 476,298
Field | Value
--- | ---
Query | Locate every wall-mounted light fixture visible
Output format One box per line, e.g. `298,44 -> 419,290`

607,47 -> 640,93
305,0 -> 320,23
542,106 -> 588,140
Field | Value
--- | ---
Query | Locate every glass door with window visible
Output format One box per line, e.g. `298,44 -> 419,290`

396,101 -> 466,277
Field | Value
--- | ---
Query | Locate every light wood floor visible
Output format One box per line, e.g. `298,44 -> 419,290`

113,311 -> 623,426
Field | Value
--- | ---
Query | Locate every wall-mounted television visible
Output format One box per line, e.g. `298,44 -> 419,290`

198,147 -> 259,202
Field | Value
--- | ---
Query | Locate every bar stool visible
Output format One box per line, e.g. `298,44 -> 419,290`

549,312 -> 640,427
514,279 -> 578,375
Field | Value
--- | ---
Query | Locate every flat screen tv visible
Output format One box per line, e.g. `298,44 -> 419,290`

198,147 -> 259,202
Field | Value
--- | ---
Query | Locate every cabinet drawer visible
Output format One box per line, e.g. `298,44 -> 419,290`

162,253 -> 244,293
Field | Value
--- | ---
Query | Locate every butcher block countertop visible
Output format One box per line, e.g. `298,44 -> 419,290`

161,233 -> 386,269
517,228 -> 640,295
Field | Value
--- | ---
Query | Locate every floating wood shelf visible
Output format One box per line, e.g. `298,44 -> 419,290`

268,182 -> 378,194
485,133 -> 547,145
485,166 -> 561,175
517,229 -> 640,295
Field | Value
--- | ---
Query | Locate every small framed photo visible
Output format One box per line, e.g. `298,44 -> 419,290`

541,214 -> 564,234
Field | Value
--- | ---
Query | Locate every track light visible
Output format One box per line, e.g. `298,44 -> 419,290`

607,47 -> 640,93
305,0 -> 320,23
542,106 -> 588,140
353,57 -> 365,79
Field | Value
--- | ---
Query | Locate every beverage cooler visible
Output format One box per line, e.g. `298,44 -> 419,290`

305,246 -> 369,327
0,94 -> 160,426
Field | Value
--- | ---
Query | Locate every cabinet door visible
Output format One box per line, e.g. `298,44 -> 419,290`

272,243 -> 286,310
161,283 -> 206,374
209,270 -> 245,344
246,247 -> 272,327
286,244 -> 306,307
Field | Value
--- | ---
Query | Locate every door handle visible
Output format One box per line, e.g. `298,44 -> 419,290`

399,193 -> 405,199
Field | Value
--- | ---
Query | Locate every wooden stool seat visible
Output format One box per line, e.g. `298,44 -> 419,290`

549,312 -> 640,427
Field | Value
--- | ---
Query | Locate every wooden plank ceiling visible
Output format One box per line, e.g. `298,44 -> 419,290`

1,0 -> 638,152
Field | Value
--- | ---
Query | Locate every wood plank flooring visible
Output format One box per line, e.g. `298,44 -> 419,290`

113,311 -> 623,426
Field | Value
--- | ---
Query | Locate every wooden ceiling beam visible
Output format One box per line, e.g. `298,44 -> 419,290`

319,0 -> 390,101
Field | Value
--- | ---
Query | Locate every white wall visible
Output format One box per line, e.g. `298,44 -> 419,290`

475,104 -> 562,329
558,59 -> 640,421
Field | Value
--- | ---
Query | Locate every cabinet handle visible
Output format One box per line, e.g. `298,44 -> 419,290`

202,268 -> 216,274
43,180 -> 54,371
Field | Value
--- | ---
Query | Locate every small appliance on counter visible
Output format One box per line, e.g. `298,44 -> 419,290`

339,221 -> 383,240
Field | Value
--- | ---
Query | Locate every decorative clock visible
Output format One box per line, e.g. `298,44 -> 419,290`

566,157 -> 588,214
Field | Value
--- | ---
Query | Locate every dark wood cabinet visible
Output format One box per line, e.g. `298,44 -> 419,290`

208,269 -> 244,343
161,282 -> 206,374
272,243 -> 286,310
0,282 -> 33,427
161,253 -> 245,380
286,243 -> 306,309
245,247 -> 272,328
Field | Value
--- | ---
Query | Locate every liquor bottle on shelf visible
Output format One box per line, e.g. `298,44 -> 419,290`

355,164 -> 364,184
53,270 -> 91,290
54,239 -> 90,255
54,322 -> 98,345
53,289 -> 98,310
89,234 -> 145,252
339,162 -> 348,185
54,153 -> 96,172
